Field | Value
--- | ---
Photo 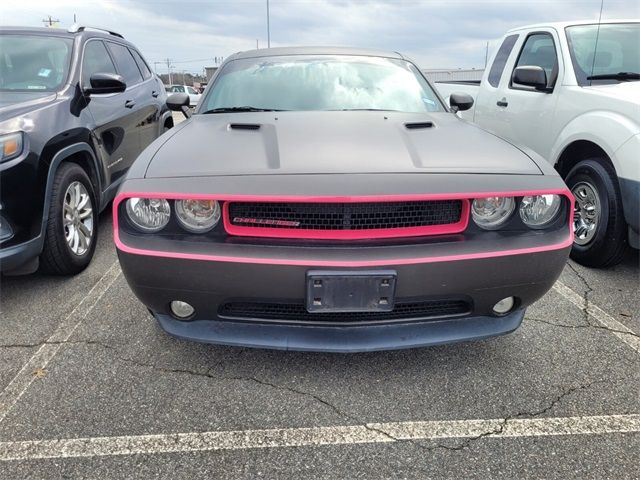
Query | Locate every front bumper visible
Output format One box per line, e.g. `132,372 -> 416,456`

118,246 -> 569,352
114,174 -> 572,351
155,309 -> 525,353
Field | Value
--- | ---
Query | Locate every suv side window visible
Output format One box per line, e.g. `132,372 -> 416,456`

511,32 -> 558,90
82,40 -> 117,87
488,34 -> 519,87
106,42 -> 143,86
130,48 -> 152,80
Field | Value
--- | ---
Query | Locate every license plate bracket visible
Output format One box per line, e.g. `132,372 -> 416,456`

306,270 -> 397,313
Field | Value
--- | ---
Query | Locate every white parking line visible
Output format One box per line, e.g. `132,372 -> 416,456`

0,262 -> 121,425
553,281 -> 640,354
0,414 -> 637,461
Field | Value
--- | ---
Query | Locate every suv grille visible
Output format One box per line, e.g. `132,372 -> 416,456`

218,299 -> 470,324
225,200 -> 467,239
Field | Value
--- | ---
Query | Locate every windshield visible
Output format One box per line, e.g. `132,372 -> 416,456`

202,55 -> 444,113
0,34 -> 73,91
566,23 -> 640,85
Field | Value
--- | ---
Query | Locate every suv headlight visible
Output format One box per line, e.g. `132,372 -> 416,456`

125,198 -> 170,232
471,196 -> 515,230
0,132 -> 24,163
175,199 -> 220,233
519,194 -> 561,228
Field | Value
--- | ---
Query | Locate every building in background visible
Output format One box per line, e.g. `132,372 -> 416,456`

422,68 -> 484,82
205,67 -> 218,81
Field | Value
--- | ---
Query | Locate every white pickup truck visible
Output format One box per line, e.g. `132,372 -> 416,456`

436,20 -> 639,267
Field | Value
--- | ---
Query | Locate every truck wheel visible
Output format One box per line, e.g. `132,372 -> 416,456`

41,163 -> 98,275
565,158 -> 627,268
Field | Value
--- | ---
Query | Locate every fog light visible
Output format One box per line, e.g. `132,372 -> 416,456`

493,296 -> 515,315
171,300 -> 195,319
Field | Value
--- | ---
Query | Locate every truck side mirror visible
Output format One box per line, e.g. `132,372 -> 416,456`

449,93 -> 474,113
512,66 -> 548,91
167,93 -> 191,119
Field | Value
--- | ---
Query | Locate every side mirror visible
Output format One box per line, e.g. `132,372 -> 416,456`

167,92 -> 191,119
449,92 -> 474,113
512,66 -> 548,91
86,73 -> 126,94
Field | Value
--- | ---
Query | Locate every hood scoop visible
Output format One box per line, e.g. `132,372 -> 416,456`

229,123 -> 261,131
404,121 -> 434,130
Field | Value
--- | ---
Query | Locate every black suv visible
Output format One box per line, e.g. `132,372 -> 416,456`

0,25 -> 173,275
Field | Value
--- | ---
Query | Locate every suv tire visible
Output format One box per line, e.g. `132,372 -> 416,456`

565,158 -> 627,268
41,163 -> 98,275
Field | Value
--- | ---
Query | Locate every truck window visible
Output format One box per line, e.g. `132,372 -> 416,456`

488,34 -> 519,87
512,33 -> 558,90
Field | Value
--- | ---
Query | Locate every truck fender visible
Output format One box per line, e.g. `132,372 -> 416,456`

550,111 -> 639,180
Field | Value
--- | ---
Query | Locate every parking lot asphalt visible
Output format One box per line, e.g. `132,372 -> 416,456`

1,113 -> 639,478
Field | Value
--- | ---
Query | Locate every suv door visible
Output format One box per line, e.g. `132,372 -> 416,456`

129,47 -> 164,146
81,39 -> 140,188
104,41 -> 151,180
490,30 -> 563,159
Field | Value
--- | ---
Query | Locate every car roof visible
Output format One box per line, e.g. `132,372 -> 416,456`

228,46 -> 406,61
1,26 -> 74,37
0,25 -> 132,44
506,18 -> 639,33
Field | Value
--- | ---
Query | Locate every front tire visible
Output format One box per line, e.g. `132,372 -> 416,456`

41,163 -> 98,275
565,158 -> 627,268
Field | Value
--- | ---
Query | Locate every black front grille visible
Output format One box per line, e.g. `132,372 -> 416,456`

218,299 -> 470,324
227,200 -> 463,231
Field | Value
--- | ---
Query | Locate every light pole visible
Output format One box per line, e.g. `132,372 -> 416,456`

266,0 -> 271,48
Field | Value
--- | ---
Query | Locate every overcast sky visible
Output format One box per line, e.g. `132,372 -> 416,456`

4,0 -> 639,72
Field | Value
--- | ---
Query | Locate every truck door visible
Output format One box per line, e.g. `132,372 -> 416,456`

473,34 -> 520,134
484,29 -> 563,160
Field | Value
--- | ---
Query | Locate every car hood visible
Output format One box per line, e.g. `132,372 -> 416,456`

145,111 -> 542,178
0,91 -> 58,123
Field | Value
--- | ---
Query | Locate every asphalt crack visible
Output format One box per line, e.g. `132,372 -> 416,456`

425,379 -> 603,452
566,261 -> 594,327
527,316 -> 640,339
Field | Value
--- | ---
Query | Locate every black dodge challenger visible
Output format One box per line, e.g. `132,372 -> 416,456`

114,47 -> 573,352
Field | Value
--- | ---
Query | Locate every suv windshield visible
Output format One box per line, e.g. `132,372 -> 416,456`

0,34 -> 73,91
202,55 -> 444,113
566,23 -> 640,85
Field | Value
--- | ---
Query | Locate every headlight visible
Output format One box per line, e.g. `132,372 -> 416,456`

175,199 -> 220,233
0,132 -> 24,163
125,198 -> 170,232
519,194 -> 561,228
471,196 -> 515,230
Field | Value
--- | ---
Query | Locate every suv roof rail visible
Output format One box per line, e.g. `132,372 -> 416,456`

67,24 -> 124,38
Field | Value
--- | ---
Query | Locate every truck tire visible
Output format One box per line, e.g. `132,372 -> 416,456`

41,163 -> 98,275
565,158 -> 627,268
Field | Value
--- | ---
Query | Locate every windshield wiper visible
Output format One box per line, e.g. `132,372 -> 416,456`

586,72 -> 640,81
202,106 -> 286,114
